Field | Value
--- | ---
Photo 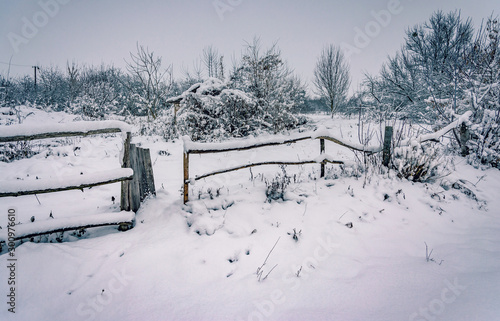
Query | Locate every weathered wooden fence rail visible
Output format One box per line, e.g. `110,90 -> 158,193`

182,111 -> 472,204
0,121 -> 155,243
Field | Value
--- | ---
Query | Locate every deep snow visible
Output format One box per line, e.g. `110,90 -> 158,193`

1,107 -> 499,321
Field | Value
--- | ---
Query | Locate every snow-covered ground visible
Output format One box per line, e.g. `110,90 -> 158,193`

1,107 -> 499,321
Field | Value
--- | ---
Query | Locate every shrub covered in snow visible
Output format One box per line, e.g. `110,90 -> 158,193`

467,101 -> 500,168
392,142 -> 451,182
173,78 -> 306,141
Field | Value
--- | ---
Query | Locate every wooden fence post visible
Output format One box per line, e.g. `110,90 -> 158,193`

320,138 -> 325,178
459,123 -> 470,157
120,139 -> 156,213
120,132 -> 131,212
129,144 -> 142,213
183,152 -> 189,204
119,132 -> 139,231
141,148 -> 156,198
383,126 -> 393,167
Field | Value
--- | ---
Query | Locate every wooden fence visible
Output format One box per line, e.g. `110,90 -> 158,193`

182,129 -> 389,204
182,111 -> 472,204
0,121 -> 155,242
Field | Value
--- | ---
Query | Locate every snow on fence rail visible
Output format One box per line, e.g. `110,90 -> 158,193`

0,211 -> 136,243
182,112 -> 473,204
182,129 -> 385,204
183,129 -> 382,154
400,111 -> 472,146
0,120 -> 131,143
0,168 -> 133,197
0,121 -> 156,244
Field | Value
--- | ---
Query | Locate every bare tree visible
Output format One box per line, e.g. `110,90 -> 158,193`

313,45 -> 351,116
125,43 -> 172,119
202,45 -> 224,80
405,10 -> 473,119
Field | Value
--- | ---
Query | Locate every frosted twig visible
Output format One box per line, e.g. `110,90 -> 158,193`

256,237 -> 280,281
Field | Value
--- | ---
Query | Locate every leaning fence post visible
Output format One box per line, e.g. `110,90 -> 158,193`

383,126 -> 393,167
129,144 -> 142,213
183,151 -> 189,204
120,132 -> 131,212
141,147 -> 156,199
320,138 -> 325,178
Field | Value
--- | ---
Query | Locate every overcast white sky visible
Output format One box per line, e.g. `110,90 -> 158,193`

0,0 -> 498,94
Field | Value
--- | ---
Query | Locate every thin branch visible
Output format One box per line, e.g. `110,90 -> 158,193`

193,159 -> 343,182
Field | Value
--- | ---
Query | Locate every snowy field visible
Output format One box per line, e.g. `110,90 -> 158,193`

1,107 -> 500,321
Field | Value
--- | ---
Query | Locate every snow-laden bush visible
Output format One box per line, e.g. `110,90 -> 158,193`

222,39 -> 308,135
176,93 -> 223,141
173,78 -> 306,142
420,92 -> 500,168
467,104 -> 500,168
218,89 -> 265,137
136,115 -> 173,137
392,141 -> 451,182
